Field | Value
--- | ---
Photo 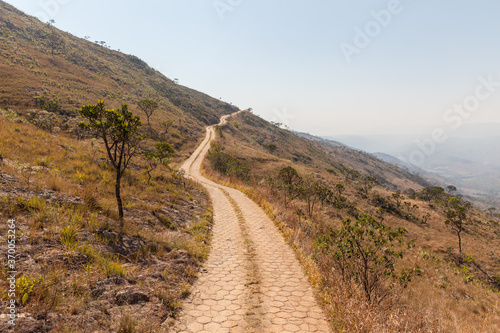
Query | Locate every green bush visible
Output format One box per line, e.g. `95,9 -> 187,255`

315,214 -> 409,304
207,141 -> 250,180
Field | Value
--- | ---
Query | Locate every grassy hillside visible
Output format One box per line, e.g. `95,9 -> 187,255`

218,111 -> 430,191
0,2 -> 239,331
0,0 -> 238,157
0,111 -> 215,332
205,111 -> 500,332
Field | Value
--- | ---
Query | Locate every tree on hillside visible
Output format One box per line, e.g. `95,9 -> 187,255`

137,99 -> 159,127
360,176 -> 379,197
267,143 -> 277,153
316,182 -> 332,209
335,183 -> 345,197
79,101 -> 143,226
343,168 -> 361,185
419,186 -> 446,202
206,142 -> 250,180
315,214 -> 409,305
144,142 -> 175,184
160,119 -> 175,136
42,99 -> 62,113
298,176 -> 319,217
277,166 -> 302,207
446,185 -> 457,193
445,197 -> 471,253
47,31 -> 65,58
391,191 -> 403,208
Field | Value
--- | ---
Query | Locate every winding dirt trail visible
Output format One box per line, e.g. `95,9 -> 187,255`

174,113 -> 330,332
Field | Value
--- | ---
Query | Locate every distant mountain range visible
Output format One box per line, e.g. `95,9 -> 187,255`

325,123 -> 500,208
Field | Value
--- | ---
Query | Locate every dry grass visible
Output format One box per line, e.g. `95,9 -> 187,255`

203,112 -> 500,332
0,114 -> 214,331
0,1 -> 238,160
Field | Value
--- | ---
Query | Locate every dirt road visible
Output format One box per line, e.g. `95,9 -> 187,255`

174,113 -> 330,332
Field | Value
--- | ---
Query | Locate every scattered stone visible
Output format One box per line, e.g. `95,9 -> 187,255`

115,286 -> 150,305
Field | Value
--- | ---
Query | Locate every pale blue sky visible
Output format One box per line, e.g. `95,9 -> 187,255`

5,0 -> 500,135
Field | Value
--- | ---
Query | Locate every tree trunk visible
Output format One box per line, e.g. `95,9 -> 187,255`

458,231 -> 462,253
116,169 -> 124,224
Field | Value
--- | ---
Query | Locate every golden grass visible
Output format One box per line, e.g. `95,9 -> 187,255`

0,113 -> 214,330
203,112 -> 500,332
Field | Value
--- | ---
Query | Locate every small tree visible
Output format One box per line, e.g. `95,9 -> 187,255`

277,166 -> 301,207
79,101 -> 143,225
335,183 -> 345,197
19,164 -> 36,192
298,176 -> 320,217
137,100 -> 159,127
160,119 -> 175,138
316,182 -> 332,208
267,143 -> 277,153
391,191 -> 403,208
47,31 -> 65,57
360,176 -> 378,197
344,168 -> 360,185
316,215 -> 408,305
144,142 -> 175,184
419,186 -> 446,202
172,169 -> 187,190
445,197 -> 471,253
206,142 -> 250,180
42,100 -> 62,113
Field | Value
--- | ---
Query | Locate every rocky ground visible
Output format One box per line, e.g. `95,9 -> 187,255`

0,168 -> 213,332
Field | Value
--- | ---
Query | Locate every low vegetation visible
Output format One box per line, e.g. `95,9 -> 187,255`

0,1 -> 238,159
204,111 -> 500,332
0,109 -> 213,332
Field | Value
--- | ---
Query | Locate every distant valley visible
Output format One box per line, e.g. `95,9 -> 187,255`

326,122 -> 500,209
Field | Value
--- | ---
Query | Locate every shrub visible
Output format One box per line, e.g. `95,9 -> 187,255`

316,214 -> 410,305
207,141 -> 250,180
16,275 -> 42,305
267,143 -> 277,153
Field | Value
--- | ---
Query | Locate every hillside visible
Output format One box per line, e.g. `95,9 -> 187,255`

0,2 -> 239,331
217,111 -> 431,191
0,0 -> 238,157
205,111 -> 500,332
0,110 -> 216,332
1,1 -> 499,332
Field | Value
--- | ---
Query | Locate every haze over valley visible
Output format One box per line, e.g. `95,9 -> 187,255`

327,122 -> 500,207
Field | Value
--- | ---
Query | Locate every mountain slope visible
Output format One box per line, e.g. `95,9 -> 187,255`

0,0 -> 238,155
219,111 -> 430,191
205,111 -> 500,332
0,2 -> 236,331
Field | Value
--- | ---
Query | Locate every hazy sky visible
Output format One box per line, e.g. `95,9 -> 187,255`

4,0 -> 500,135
